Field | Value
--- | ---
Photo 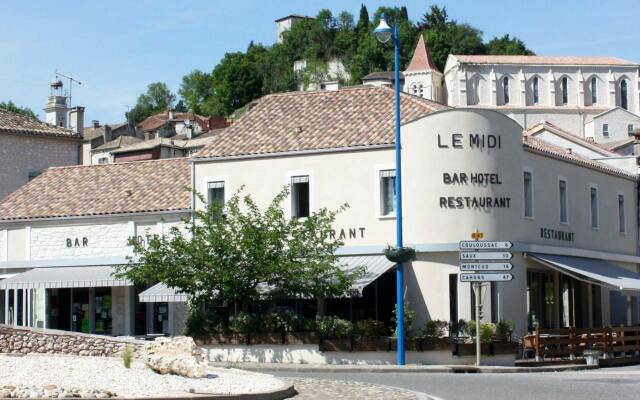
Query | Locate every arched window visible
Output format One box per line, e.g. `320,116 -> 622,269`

621,79 -> 628,110
590,77 -> 597,104
418,84 -> 424,98
561,77 -> 568,105
503,77 -> 510,104
411,84 -> 418,95
533,77 -> 539,104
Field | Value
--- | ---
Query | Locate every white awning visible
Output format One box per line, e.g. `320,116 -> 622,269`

528,253 -> 640,292
342,254 -> 395,293
139,283 -> 187,303
0,266 -> 131,290
139,255 -> 395,302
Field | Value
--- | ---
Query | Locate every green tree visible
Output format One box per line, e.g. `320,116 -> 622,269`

424,23 -> 485,72
0,101 -> 37,120
126,82 -> 176,124
486,34 -> 534,55
209,52 -> 263,116
357,4 -> 370,30
117,187 -> 363,311
418,5 -> 448,30
179,70 -> 215,115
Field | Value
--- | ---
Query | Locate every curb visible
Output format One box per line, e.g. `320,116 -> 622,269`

212,362 -> 599,374
0,385 -> 298,400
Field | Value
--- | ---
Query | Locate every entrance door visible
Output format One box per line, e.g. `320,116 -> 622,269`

527,271 -> 555,331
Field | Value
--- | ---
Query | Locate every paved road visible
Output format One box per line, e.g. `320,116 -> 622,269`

273,365 -> 640,400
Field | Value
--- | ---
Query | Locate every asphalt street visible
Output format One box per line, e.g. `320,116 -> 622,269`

272,365 -> 640,400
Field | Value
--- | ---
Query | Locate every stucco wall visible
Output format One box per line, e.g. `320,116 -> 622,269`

0,134 -> 79,199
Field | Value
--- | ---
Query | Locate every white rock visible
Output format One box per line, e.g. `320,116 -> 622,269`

143,337 -> 208,378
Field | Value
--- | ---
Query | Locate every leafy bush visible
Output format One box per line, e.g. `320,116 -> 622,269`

391,301 -> 416,337
495,320 -> 514,339
420,320 -> 449,339
264,308 -> 298,333
228,312 -> 260,334
294,317 -> 317,332
354,320 -> 387,337
185,309 -> 210,339
448,319 -> 468,337
466,320 -> 496,343
316,316 -> 353,338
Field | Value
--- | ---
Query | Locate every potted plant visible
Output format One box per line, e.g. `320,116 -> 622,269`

317,316 -> 353,352
353,320 -> 389,351
384,246 -> 416,263
420,320 -> 451,350
583,349 -> 601,366
495,320 -> 514,342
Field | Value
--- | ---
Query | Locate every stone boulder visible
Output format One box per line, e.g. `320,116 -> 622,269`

143,336 -> 208,378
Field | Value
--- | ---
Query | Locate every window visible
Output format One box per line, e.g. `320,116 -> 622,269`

590,186 -> 599,228
291,175 -> 310,218
602,124 -> 609,137
411,84 -> 417,95
503,77 -> 510,104
98,157 -> 108,165
591,77 -> 597,104
559,179 -> 568,223
618,194 -> 625,233
561,77 -> 568,105
523,171 -> 533,218
628,124 -> 634,135
621,80 -> 628,110
207,181 -> 225,206
533,77 -> 539,104
418,84 -> 424,98
449,274 -> 458,323
380,169 -> 396,216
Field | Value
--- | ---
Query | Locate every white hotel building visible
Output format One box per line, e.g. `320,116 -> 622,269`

1,84 -> 639,339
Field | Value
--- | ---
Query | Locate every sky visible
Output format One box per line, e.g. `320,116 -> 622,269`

1,0 -> 638,124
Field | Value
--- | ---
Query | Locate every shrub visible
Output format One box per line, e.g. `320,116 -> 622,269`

448,319 -> 468,337
495,320 -> 514,340
354,320 -> 387,337
316,316 -> 353,338
466,320 -> 496,343
294,317 -> 317,332
122,347 -> 134,369
391,301 -> 416,337
228,312 -> 260,334
420,320 -> 448,339
264,308 -> 298,333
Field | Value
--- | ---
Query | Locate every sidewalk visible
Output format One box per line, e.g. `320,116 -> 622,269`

211,361 -> 599,374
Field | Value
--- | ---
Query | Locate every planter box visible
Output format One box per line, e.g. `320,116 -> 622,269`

321,338 -> 352,352
250,333 -> 283,345
354,337 -> 389,352
454,343 -> 492,356
422,338 -> 453,351
492,342 -> 518,355
201,333 -> 247,345
390,338 -> 420,352
286,332 -> 320,345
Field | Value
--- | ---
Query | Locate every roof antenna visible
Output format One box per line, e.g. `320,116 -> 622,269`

54,69 -> 83,109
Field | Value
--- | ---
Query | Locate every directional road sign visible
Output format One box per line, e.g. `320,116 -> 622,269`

459,262 -> 513,271
459,251 -> 513,261
460,273 -> 514,282
459,241 -> 513,250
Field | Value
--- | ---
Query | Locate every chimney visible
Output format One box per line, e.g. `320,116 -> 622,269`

324,81 -> 340,91
103,125 -> 112,143
586,137 -> 595,143
69,107 -> 85,136
168,109 -> 175,120
92,120 -> 100,128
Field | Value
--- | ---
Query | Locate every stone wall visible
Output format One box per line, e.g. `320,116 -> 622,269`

0,325 -> 143,357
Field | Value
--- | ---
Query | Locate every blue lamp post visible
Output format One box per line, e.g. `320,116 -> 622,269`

374,14 -> 405,366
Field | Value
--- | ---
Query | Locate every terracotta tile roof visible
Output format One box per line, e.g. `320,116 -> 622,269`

452,55 -> 638,66
406,35 -> 439,72
93,135 -> 143,151
596,137 -> 637,151
137,111 -> 212,132
0,159 -> 191,221
523,136 -> 636,179
524,121 -> 613,156
195,86 -> 447,159
362,71 -> 405,81
0,109 -> 80,139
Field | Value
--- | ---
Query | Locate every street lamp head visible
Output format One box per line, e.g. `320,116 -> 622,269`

373,13 -> 392,43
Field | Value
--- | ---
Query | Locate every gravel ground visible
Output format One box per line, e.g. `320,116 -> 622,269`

284,378 -> 420,400
0,355 -> 285,398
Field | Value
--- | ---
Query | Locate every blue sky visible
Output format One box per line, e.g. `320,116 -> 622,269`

1,0 -> 638,124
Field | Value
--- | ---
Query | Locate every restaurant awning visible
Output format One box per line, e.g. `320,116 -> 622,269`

528,253 -> 640,292
139,254 -> 396,302
0,266 -> 131,290
342,254 -> 396,294
139,283 -> 188,303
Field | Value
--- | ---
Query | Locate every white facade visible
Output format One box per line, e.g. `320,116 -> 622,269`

443,56 -> 640,135
193,108 -> 640,336
585,107 -> 640,143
